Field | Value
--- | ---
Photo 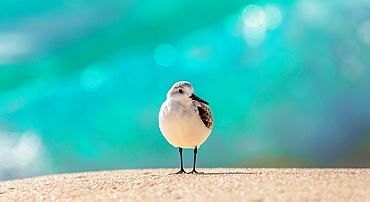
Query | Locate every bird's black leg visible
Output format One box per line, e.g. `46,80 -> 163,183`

188,146 -> 200,174
176,147 -> 186,174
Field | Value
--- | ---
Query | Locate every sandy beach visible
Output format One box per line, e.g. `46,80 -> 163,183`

1,168 -> 369,201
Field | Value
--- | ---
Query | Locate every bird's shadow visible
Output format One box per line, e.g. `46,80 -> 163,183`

169,171 -> 254,175
200,171 -> 254,175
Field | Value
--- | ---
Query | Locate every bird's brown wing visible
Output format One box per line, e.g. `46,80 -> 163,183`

197,103 -> 214,129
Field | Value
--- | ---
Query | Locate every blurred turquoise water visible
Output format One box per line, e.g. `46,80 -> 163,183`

1,0 -> 370,181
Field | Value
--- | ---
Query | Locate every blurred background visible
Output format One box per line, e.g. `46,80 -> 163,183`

1,0 -> 370,181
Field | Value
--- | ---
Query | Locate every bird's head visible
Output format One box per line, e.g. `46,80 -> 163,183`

167,81 -> 209,105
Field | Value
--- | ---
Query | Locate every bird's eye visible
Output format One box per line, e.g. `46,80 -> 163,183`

179,89 -> 183,94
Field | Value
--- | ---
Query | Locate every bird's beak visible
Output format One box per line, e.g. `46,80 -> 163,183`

190,94 -> 209,105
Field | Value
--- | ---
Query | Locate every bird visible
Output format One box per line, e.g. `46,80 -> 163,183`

159,81 -> 214,174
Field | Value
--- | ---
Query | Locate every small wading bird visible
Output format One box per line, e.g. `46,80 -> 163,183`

159,81 -> 214,174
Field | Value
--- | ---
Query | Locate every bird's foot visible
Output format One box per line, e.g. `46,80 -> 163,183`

175,169 -> 186,174
187,169 -> 204,174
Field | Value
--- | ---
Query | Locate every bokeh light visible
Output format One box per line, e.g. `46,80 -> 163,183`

242,5 -> 267,46
0,132 -> 50,181
240,4 -> 282,46
80,65 -> 106,91
154,44 -> 176,66
264,4 -> 282,30
357,21 -> 370,44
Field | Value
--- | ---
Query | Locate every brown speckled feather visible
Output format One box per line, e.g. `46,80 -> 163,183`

197,103 -> 214,129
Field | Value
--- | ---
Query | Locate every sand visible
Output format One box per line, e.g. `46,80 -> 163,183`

1,168 -> 369,201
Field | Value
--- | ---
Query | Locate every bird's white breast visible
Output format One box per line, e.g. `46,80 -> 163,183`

159,100 -> 212,148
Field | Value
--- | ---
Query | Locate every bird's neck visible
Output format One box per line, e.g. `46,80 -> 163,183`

168,97 -> 192,107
